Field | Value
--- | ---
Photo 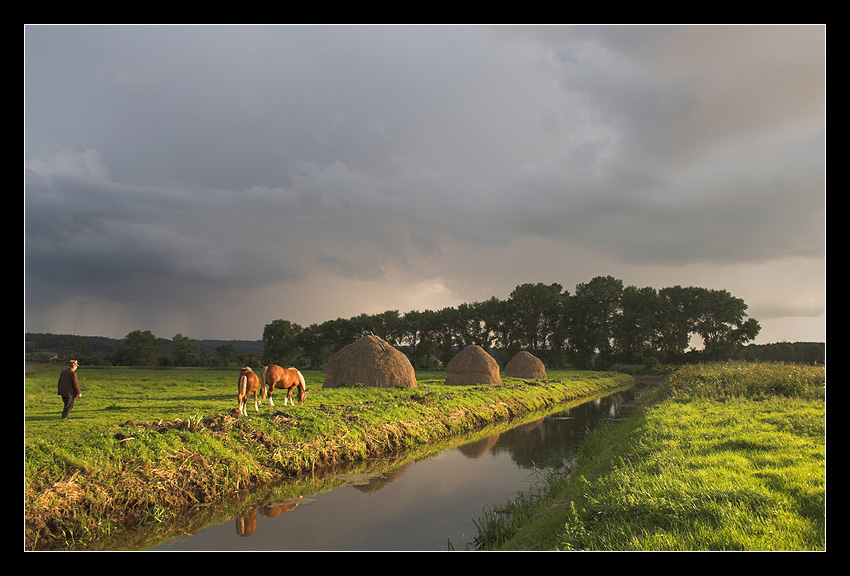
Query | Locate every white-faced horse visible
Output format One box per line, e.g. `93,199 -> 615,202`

237,366 -> 261,416
261,364 -> 308,406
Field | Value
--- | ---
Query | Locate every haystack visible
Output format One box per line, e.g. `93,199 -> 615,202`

323,335 -> 417,388
444,345 -> 502,386
505,351 -> 547,379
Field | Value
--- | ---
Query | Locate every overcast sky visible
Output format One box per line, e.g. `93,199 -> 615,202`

24,24 -> 825,344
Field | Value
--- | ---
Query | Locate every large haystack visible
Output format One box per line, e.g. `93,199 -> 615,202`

505,351 -> 547,379
444,345 -> 502,386
323,335 -> 417,388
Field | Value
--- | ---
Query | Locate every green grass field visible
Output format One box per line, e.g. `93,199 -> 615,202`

474,362 -> 826,551
28,361 -> 825,551
25,365 -> 328,439
24,363 -> 631,550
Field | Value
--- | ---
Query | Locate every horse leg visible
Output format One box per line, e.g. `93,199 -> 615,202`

268,384 -> 275,408
253,389 -> 259,412
283,386 -> 294,406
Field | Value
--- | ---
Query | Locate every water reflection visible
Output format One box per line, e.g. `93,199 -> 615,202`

236,497 -> 304,537
155,387 -> 634,551
485,391 -> 633,474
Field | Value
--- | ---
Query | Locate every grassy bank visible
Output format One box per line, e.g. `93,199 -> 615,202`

474,362 -> 826,551
24,364 -> 631,550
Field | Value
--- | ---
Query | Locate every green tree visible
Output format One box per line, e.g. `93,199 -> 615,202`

171,333 -> 201,367
656,285 -> 700,361
113,329 -> 159,366
567,276 -> 623,368
321,317 -> 359,355
398,309 -> 443,369
507,283 -> 565,362
691,288 -> 761,359
297,323 -> 330,369
455,301 -> 496,349
366,310 -> 402,345
399,310 -> 429,369
549,290 -> 572,368
565,293 -> 596,369
212,343 -> 238,367
485,297 -> 518,358
262,319 -> 303,366
239,351 -> 262,367
432,307 -> 462,366
71,340 -> 105,366
614,285 -> 661,363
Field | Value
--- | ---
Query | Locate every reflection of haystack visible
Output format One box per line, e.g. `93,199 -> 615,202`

505,351 -> 547,379
444,345 -> 502,386
457,434 -> 500,458
323,335 -> 417,388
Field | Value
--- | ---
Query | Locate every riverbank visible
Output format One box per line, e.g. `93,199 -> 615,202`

473,362 -> 826,551
24,365 -> 631,550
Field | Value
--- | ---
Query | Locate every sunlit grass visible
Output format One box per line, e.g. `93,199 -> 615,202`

666,361 -> 825,400
476,362 -> 826,551
24,363 -> 630,550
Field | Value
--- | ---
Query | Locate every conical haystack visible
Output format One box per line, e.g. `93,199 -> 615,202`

323,335 -> 417,388
505,351 -> 547,379
444,345 -> 502,386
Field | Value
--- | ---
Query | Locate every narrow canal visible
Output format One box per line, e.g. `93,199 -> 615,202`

153,387 -> 635,551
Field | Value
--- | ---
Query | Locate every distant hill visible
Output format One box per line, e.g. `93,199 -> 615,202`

24,332 -> 264,361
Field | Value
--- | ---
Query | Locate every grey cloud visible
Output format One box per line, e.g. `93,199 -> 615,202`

24,25 -> 825,341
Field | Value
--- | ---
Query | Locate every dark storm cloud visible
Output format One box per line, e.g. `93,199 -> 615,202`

24,25 -> 825,341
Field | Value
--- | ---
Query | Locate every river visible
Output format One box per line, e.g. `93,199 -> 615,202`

153,387 -> 635,551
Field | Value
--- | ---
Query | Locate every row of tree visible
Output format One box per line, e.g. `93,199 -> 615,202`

263,276 -> 764,370
30,276 -> 824,369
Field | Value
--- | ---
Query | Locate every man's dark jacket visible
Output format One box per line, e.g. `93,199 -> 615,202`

57,368 -> 80,397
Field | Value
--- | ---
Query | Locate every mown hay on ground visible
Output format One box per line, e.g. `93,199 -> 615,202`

444,345 -> 502,386
323,335 -> 417,388
505,351 -> 547,379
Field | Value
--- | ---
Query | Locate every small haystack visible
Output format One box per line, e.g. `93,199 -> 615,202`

323,335 -> 417,388
444,345 -> 502,386
505,351 -> 547,379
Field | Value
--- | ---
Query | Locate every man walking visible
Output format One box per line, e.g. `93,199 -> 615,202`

57,360 -> 82,420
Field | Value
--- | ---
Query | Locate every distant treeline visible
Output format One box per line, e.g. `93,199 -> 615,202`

25,332 -> 264,368
734,341 -> 825,366
26,276 -> 825,370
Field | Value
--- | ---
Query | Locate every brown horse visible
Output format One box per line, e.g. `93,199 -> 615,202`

237,366 -> 261,416
261,364 -> 308,406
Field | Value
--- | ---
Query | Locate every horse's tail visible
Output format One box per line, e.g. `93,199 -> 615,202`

238,373 -> 247,396
260,365 -> 268,398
